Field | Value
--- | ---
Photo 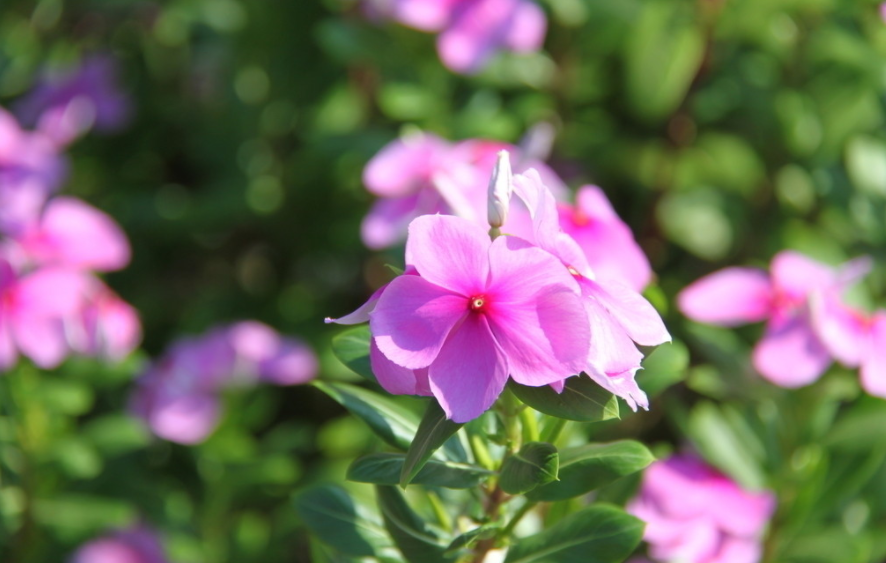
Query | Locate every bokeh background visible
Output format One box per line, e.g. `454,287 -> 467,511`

3,0 -> 886,561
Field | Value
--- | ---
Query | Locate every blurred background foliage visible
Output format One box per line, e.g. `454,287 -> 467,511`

2,0 -> 886,561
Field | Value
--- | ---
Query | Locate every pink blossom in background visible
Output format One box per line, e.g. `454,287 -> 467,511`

0,256 -> 91,372
66,277 -> 142,362
0,109 -> 66,237
369,214 -> 590,422
13,195 -> 131,272
360,132 -> 565,249
366,0 -> 546,74
15,54 -> 131,147
678,251 -> 871,388
131,322 -> 318,443
558,185 -> 653,292
627,454 -> 775,563
70,524 -> 168,563
511,170 -> 669,409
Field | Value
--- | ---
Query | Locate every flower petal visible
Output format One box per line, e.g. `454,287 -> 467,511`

584,365 -> 648,411
810,292 -> 867,367
406,214 -> 489,296
583,277 -> 670,346
770,251 -> 836,301
371,274 -> 466,369
370,337 -> 432,396
149,392 -> 220,445
678,267 -> 773,326
861,313 -> 886,398
428,314 -> 508,422
363,134 -> 448,197
0,313 -> 17,371
753,313 -> 831,387
503,0 -> 546,52
583,296 -> 644,380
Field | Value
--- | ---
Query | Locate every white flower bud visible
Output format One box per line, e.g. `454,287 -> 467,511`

487,150 -> 512,229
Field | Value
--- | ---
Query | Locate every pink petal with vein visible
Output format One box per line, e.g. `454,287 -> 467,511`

428,314 -> 509,422
406,214 -> 489,295
679,267 -> 773,326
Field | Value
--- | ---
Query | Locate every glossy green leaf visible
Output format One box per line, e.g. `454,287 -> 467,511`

526,441 -> 654,502
293,485 -> 390,557
639,341 -> 689,397
508,377 -> 619,422
313,381 -> 419,450
504,504 -> 644,563
499,442 -> 559,495
348,453 -> 491,489
375,486 -> 452,563
400,401 -> 464,487
331,325 -> 377,383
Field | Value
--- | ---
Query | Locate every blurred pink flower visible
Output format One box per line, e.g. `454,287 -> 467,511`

14,196 -> 131,272
360,132 -> 565,249
678,251 -> 870,387
0,109 -> 66,237
70,524 -> 167,563
368,0 -> 546,73
0,256 -> 90,372
558,185 -> 653,292
66,276 -> 142,362
16,54 -> 131,146
369,214 -> 589,422
512,170 -> 669,409
627,454 -> 775,563
132,322 -> 318,443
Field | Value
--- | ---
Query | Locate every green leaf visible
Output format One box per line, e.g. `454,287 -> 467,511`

375,486 -> 452,563
508,377 -> 619,422
331,326 -> 377,383
499,442 -> 559,495
504,504 -> 644,563
639,341 -> 689,397
313,381 -> 419,450
293,485 -> 390,557
400,401 -> 464,487
687,401 -> 766,490
348,453 -> 492,489
445,525 -> 499,556
624,0 -> 704,122
526,441 -> 654,502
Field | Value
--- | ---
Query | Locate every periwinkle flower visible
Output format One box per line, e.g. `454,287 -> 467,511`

558,185 -> 653,292
627,454 -> 775,563
66,277 -> 142,362
70,524 -> 168,563
14,195 -> 131,272
370,214 -> 590,422
678,251 -> 871,387
15,54 -> 131,146
0,109 -> 66,236
132,322 -> 318,443
511,170 -> 670,409
368,0 -> 547,74
0,256 -> 91,372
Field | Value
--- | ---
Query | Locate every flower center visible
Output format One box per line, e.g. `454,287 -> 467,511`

469,295 -> 487,313
567,265 -> 582,279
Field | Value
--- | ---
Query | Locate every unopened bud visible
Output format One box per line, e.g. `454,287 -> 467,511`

487,150 -> 512,230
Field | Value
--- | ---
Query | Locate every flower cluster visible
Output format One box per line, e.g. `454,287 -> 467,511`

364,0 -> 546,74
678,252 -> 882,391
628,454 -> 775,563
332,150 -> 669,422
361,131 -> 654,293
131,321 -> 318,444
69,524 -> 168,563
0,105 -> 140,372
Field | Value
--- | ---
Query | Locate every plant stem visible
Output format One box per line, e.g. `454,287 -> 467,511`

499,500 -> 537,539
540,417 -> 568,445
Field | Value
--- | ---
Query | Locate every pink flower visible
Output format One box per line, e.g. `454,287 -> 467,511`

627,454 -> 775,563
70,524 -> 167,563
66,277 -> 141,361
678,251 -> 870,387
14,196 -> 131,272
369,214 -> 589,422
0,108 -> 66,236
132,322 -> 318,443
511,170 -> 670,409
360,133 -> 566,249
0,256 -> 90,372
367,0 -> 546,74
558,185 -> 653,292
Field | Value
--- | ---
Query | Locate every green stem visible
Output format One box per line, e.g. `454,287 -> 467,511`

539,417 -> 568,445
519,408 -> 539,443
500,500 -> 537,540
